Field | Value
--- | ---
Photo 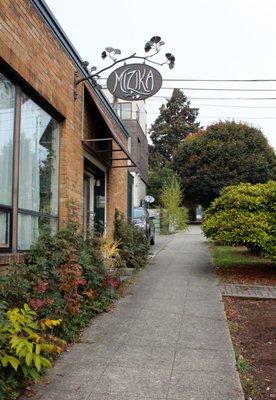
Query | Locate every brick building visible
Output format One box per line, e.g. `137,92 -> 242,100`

0,0 -> 138,267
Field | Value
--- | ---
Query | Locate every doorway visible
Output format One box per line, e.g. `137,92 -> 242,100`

83,173 -> 95,238
83,158 -> 106,235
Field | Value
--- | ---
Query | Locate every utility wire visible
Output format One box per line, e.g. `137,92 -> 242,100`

101,77 -> 276,82
191,104 -> 276,109
158,87 -> 276,92
123,110 -> 276,119
162,78 -> 276,82
102,85 -> 276,92
148,96 -> 276,101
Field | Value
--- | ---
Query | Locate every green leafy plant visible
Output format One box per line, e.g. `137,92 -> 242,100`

114,209 -> 149,269
203,181 -> 276,259
0,304 -> 65,380
236,354 -> 250,373
160,175 -> 188,233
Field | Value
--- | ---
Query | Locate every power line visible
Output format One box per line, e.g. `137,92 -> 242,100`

148,96 -> 276,101
192,104 -> 276,109
126,110 -> 276,119
162,78 -> 276,82
159,87 -> 276,92
197,116 -> 276,120
101,77 -> 276,82
102,85 -> 276,93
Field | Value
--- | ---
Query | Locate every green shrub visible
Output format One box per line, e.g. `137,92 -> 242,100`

0,224 -> 116,398
0,210 -> 149,398
160,175 -> 188,233
0,304 -> 65,379
114,209 -> 149,269
202,181 -> 276,259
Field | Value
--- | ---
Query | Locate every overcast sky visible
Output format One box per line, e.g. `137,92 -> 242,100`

46,0 -> 276,149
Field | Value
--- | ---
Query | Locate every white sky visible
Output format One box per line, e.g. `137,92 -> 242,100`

46,0 -> 276,149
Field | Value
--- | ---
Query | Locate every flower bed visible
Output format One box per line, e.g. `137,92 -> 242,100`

0,211 -> 149,399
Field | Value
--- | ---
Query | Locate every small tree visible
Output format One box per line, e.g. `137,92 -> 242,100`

202,181 -> 276,259
160,176 -> 188,233
148,165 -> 176,206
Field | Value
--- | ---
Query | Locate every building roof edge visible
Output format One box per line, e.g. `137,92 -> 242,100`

30,0 -> 129,138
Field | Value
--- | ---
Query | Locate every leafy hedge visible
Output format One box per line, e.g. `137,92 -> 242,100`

202,181 -> 276,259
114,209 -> 149,269
0,214 -> 150,399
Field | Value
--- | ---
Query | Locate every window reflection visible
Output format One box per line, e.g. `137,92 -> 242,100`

0,73 -> 15,248
18,94 -> 59,250
0,73 -> 15,206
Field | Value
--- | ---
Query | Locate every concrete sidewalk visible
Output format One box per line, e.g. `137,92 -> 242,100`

28,225 -> 244,400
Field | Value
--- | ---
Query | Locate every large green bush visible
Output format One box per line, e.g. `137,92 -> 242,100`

202,181 -> 276,259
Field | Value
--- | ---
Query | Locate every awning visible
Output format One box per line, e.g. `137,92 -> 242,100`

83,83 -> 138,169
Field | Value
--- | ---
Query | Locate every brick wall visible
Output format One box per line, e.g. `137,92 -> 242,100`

0,0 -> 129,265
106,141 -> 128,232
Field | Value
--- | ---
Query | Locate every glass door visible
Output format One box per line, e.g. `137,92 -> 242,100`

83,173 -> 95,237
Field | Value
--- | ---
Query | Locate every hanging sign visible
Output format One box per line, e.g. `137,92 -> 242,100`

106,63 -> 162,101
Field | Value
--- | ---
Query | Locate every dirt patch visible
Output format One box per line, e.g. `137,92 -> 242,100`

217,263 -> 276,286
224,298 -> 276,400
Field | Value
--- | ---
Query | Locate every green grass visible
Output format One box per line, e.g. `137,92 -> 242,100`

236,354 -> 251,373
211,245 -> 275,268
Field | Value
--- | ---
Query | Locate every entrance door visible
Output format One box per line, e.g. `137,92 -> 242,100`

83,173 -> 95,238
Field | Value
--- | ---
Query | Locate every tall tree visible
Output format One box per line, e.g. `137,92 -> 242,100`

173,121 -> 276,207
149,89 -> 199,168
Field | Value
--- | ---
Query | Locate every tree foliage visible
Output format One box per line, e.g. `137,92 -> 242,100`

149,88 -> 199,167
148,165 -> 176,206
202,181 -> 276,259
174,121 -> 276,207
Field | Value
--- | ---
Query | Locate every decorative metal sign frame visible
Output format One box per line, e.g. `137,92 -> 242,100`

74,36 -> 175,100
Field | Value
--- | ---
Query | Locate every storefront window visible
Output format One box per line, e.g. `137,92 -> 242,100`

0,72 -> 60,251
18,95 -> 59,249
0,73 -> 15,248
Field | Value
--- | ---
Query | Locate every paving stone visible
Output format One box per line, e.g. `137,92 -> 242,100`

142,297 -> 185,314
92,365 -> 171,398
88,394 -> 166,400
39,360 -> 106,392
173,348 -> 236,372
124,327 -> 179,348
109,344 -> 175,369
168,370 -> 244,400
220,283 -> 276,299
39,391 -> 90,400
186,285 -> 221,301
58,342 -> 116,363
178,315 -> 232,350
184,298 -> 225,320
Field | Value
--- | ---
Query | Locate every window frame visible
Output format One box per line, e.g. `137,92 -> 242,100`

117,102 -> 132,120
0,71 -> 61,253
0,204 -> 12,250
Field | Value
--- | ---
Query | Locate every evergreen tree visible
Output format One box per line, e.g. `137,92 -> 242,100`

149,89 -> 199,167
